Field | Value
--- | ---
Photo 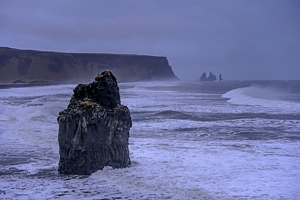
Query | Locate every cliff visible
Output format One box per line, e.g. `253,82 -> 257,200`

0,47 -> 179,83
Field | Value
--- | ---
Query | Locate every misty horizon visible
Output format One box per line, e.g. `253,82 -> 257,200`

0,0 -> 299,80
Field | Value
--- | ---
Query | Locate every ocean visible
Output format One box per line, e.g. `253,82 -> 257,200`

0,80 -> 299,199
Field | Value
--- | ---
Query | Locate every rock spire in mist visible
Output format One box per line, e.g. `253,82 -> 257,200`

199,71 -> 217,81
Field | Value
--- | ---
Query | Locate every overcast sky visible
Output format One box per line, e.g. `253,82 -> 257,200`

1,0 -> 299,80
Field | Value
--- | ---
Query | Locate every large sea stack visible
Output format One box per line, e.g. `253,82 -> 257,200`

57,70 -> 132,175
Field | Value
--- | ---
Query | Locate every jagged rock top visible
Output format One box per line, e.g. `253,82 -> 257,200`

70,70 -> 120,108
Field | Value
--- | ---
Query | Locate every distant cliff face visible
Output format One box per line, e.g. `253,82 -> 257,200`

0,47 -> 179,83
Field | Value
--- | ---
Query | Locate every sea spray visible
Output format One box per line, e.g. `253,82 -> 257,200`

0,80 -> 299,199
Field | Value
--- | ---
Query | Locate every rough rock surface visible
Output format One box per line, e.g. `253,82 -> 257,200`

57,70 -> 132,175
0,47 -> 179,83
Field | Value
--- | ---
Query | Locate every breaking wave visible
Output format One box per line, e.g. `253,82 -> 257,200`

222,85 -> 300,113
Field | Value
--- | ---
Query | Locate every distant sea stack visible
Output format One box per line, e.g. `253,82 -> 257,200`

199,72 -> 222,81
0,47 -> 179,83
199,72 -> 216,81
58,70 -> 132,175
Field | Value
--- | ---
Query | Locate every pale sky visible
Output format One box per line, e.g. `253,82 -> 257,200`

1,0 -> 299,80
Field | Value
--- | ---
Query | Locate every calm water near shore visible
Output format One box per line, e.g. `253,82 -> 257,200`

0,80 -> 300,199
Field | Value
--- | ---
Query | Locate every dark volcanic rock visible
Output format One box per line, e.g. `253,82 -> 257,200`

199,71 -> 217,81
0,47 -> 179,83
57,70 -> 132,175
199,72 -> 208,81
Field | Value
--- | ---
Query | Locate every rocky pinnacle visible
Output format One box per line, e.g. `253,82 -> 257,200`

57,70 -> 132,175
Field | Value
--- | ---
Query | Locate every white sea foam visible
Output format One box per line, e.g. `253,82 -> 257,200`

222,85 -> 300,113
0,81 -> 299,199
0,84 -> 76,98
0,85 -> 73,151
92,138 -> 300,199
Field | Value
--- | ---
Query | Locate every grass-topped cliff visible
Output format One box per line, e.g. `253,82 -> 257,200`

0,47 -> 179,83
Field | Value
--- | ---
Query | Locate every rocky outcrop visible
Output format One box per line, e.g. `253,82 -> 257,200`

57,70 -> 132,175
0,47 -> 179,83
219,74 -> 223,81
199,72 -> 217,81
199,73 -> 208,81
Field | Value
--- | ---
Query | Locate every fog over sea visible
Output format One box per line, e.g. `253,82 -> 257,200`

0,80 -> 300,199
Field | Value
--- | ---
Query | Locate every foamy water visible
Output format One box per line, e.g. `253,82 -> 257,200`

222,84 -> 300,113
0,80 -> 300,199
